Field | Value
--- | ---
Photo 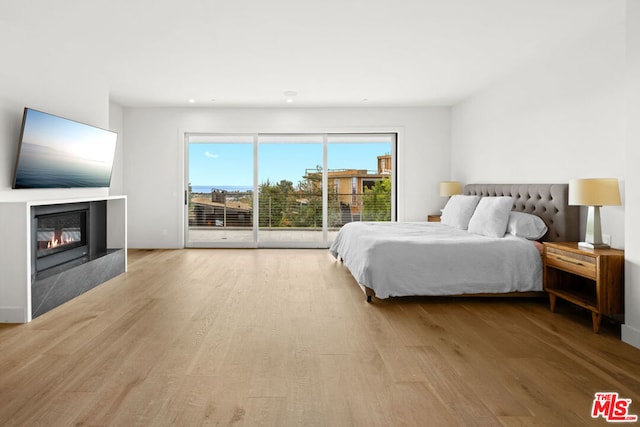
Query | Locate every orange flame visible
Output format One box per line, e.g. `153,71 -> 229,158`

47,237 -> 73,248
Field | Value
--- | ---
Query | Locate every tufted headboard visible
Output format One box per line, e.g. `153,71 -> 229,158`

463,183 -> 579,242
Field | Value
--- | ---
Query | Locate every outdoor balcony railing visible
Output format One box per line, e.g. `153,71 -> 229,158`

188,192 -> 390,228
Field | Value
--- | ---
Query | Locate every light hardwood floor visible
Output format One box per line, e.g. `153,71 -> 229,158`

1,249 -> 639,426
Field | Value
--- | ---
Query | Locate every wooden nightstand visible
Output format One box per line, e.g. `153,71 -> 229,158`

543,242 -> 624,333
427,214 -> 441,222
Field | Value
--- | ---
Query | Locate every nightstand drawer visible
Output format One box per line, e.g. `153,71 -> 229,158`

545,248 -> 596,279
427,215 -> 441,222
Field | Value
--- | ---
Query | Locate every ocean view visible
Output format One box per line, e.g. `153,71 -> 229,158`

191,185 -> 253,193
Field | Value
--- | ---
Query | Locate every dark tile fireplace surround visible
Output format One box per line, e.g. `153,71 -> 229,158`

30,201 -> 125,318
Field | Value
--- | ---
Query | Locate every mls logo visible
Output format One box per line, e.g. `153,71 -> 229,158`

592,392 -> 638,422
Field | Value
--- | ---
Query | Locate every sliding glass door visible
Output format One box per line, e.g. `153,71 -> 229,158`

185,133 -> 395,248
186,134 -> 255,246
258,135 -> 325,246
327,134 -> 395,242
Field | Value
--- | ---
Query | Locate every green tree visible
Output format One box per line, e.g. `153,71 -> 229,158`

362,178 -> 391,221
296,171 -> 323,228
259,179 -> 298,227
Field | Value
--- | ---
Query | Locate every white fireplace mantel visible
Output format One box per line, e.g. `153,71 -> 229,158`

0,195 -> 127,323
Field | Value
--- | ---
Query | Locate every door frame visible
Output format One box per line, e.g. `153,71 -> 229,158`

182,130 -> 400,249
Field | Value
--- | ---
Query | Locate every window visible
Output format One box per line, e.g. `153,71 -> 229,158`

185,133 -> 396,247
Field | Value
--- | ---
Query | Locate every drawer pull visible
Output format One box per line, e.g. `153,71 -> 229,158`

553,255 -> 585,267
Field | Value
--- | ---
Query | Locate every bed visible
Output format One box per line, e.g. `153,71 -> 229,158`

329,184 -> 579,301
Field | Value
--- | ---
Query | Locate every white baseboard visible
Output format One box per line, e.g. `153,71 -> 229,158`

0,307 -> 27,323
622,324 -> 640,350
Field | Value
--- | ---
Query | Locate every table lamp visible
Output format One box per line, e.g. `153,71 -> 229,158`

569,178 -> 621,249
440,181 -> 462,197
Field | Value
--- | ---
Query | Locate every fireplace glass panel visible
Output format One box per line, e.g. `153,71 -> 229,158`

36,210 -> 87,259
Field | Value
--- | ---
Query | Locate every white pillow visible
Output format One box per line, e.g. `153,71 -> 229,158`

507,211 -> 548,240
440,195 -> 480,230
467,196 -> 513,237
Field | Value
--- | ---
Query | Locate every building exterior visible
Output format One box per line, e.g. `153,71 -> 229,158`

305,154 -> 392,220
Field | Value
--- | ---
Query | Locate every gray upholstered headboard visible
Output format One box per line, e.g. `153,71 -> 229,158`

463,183 -> 579,242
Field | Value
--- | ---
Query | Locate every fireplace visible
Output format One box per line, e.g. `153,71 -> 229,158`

0,196 -> 125,323
34,205 -> 89,271
24,199 -> 124,320
31,202 -> 108,274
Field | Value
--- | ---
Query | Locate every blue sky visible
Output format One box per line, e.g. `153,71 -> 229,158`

188,142 -> 391,187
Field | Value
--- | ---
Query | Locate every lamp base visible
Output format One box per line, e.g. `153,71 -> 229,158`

578,241 -> 610,250
580,206 -> 610,250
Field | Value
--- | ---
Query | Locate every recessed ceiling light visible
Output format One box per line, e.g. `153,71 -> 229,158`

188,98 -> 195,103
362,98 -> 369,102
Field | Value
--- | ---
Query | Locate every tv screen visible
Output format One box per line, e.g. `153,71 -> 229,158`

12,108 -> 117,189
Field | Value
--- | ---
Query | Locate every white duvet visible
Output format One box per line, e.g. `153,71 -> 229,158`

329,222 -> 542,299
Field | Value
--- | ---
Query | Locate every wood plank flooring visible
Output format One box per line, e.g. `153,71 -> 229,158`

1,249 -> 639,426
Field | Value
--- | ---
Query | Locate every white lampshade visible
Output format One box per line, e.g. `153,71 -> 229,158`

569,178 -> 621,206
440,181 -> 461,197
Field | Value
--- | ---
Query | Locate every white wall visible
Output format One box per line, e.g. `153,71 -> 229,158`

451,12 -> 626,249
622,0 -> 640,348
122,107 -> 451,248
450,5 -> 640,349
109,103 -> 125,196
0,19 -> 111,203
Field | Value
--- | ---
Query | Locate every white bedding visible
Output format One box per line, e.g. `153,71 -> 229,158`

329,221 -> 543,299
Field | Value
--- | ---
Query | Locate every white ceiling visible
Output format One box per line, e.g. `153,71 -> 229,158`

1,0 -> 622,108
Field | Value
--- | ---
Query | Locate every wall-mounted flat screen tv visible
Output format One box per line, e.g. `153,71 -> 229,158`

12,108 -> 117,189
